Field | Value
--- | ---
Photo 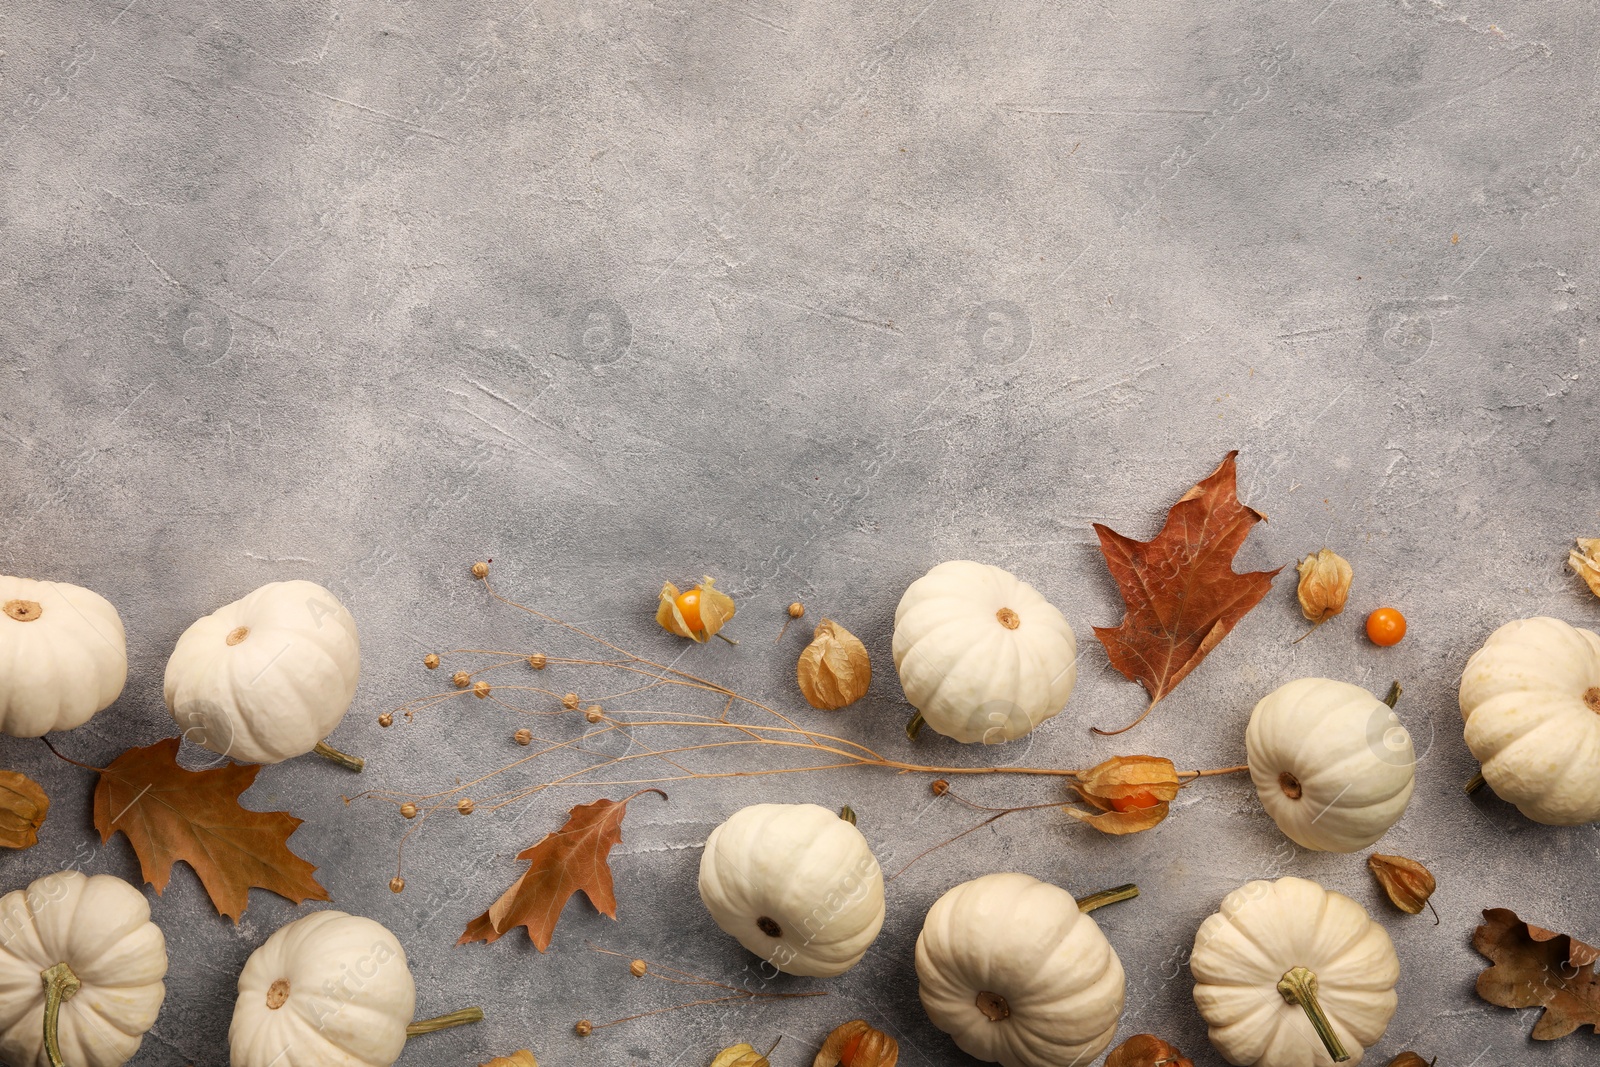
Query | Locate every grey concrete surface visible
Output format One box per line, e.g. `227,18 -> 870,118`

2,0 -> 1598,1064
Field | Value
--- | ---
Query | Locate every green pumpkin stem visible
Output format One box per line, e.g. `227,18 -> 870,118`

1276,965 -> 1350,1063
906,711 -> 926,741
405,1006 -> 484,1037
40,962 -> 81,1067
312,740 -> 366,773
1382,682 -> 1402,708
1464,770 -> 1487,794
1076,884 -> 1139,914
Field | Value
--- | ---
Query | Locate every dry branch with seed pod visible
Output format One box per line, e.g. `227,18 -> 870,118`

796,619 -> 871,710
814,1019 -> 898,1066
0,769 -> 49,849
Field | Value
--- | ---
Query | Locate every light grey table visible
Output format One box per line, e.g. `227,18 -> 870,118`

3,1 -> 1596,1064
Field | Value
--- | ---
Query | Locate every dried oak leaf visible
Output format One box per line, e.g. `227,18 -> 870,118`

1092,451 -> 1281,734
0,769 -> 49,849
1474,907 -> 1600,1039
460,790 -> 665,950
94,738 -> 329,922
1105,1034 -> 1195,1067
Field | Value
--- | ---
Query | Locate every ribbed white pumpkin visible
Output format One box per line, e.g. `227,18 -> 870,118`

1460,616 -> 1600,825
0,870 -> 167,1067
165,580 -> 360,763
1191,877 -> 1398,1067
892,561 -> 1077,744
698,803 -> 885,977
0,576 -> 127,736
230,910 -> 414,1067
915,873 -> 1125,1067
1246,678 -> 1415,852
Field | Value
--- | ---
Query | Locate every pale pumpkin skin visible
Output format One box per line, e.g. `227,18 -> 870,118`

0,870 -> 168,1067
1246,678 -> 1415,852
698,803 -> 885,978
892,561 -> 1077,744
915,873 -> 1125,1067
1459,616 -> 1600,825
0,576 -> 127,736
230,910 -> 415,1067
165,580 -> 360,763
1191,877 -> 1398,1067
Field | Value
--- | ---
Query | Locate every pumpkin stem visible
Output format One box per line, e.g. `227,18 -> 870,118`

1076,883 -> 1139,913
40,961 -> 81,1067
1382,682 -> 1402,708
405,1006 -> 484,1037
1464,770 -> 1486,795
838,805 -> 857,825
905,711 -> 926,741
312,740 -> 366,773
3,599 -> 43,622
1276,966 -> 1350,1063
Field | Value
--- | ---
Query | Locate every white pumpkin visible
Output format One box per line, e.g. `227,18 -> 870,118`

915,872 -> 1125,1067
1459,616 -> 1600,825
698,803 -> 885,978
230,910 -> 414,1067
892,561 -> 1077,744
165,580 -> 361,765
1191,877 -> 1398,1067
0,870 -> 167,1067
1246,678 -> 1415,852
0,576 -> 127,737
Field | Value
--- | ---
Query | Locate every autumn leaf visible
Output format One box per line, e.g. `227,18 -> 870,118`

93,738 -> 330,922
460,790 -> 665,950
1092,450 -> 1281,734
0,769 -> 49,849
1105,1034 -> 1195,1067
1473,907 -> 1600,1039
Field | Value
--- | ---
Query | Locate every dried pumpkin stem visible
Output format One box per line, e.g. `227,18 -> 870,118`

1276,966 -> 1349,1063
838,805 -> 857,825
1464,770 -> 1487,795
405,1006 -> 484,1036
40,962 -> 81,1067
905,711 -> 926,741
1382,682 -> 1402,709
1075,884 -> 1139,914
312,740 -> 366,773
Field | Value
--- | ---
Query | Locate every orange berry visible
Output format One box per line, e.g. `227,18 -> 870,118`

1366,607 -> 1407,646
674,588 -> 704,632
840,1031 -> 864,1066
1109,791 -> 1161,813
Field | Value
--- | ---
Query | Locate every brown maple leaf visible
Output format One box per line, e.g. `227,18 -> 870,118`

1474,907 -> 1600,1039
460,789 -> 665,950
93,738 -> 330,922
1092,450 -> 1281,734
1105,1034 -> 1195,1067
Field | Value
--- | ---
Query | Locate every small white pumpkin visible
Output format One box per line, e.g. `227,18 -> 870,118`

165,580 -> 361,766
698,803 -> 885,978
892,561 -> 1076,744
1191,877 -> 1399,1067
230,910 -> 414,1067
0,870 -> 167,1067
0,576 -> 127,737
915,873 -> 1126,1067
1459,615 -> 1600,825
1246,678 -> 1415,852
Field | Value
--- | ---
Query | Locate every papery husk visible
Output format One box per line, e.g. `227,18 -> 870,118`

657,576 -> 736,642
797,619 -> 871,710
1064,755 -> 1180,835
1570,539 -> 1600,599
0,770 -> 48,849
1296,548 -> 1352,623
813,1019 -> 898,1067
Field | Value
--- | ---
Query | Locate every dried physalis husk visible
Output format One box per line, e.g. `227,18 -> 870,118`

657,576 -> 737,642
797,619 -> 872,710
1368,853 -> 1437,915
1105,1033 -> 1195,1067
0,769 -> 48,850
1386,1054 -> 1434,1067
1296,548 -> 1353,624
1570,538 -> 1600,599
813,1019 -> 898,1067
481,1054 -> 538,1067
710,1044 -> 769,1067
1065,755 -> 1181,835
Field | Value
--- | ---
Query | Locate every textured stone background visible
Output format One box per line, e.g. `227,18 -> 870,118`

2,0 -> 1597,1064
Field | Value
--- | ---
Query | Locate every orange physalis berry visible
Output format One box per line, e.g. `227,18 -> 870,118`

674,588 -> 704,632
1109,790 -> 1161,813
1366,607 -> 1406,646
840,1031 -> 864,1066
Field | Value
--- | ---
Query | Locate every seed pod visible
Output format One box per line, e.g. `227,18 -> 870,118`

1368,853 -> 1437,915
377,713 -> 394,728
814,1020 -> 899,1067
574,1021 -> 592,1037
389,876 -> 405,894
1571,538 -> 1600,599
400,803 -> 418,819
788,602 -> 805,618
453,671 -> 472,689
562,693 -> 580,710
424,653 -> 441,670
711,1044 -> 769,1067
796,619 -> 871,710
472,561 -> 490,579
585,705 -> 604,723
657,576 -> 737,642
457,798 -> 476,815
629,958 -> 648,977
1296,548 -> 1353,624
1105,1034 -> 1194,1067
514,728 -> 533,746
474,680 -> 492,699
0,770 -> 49,850
527,653 -> 547,669
1065,755 -> 1182,835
